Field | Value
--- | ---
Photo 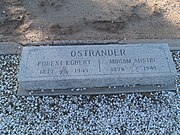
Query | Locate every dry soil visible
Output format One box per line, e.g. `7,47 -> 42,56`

0,0 -> 179,43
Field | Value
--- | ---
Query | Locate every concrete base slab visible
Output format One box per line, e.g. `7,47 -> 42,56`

0,42 -> 22,54
17,84 -> 176,96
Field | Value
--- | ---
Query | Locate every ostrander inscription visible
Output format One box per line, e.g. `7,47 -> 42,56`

23,45 -> 171,78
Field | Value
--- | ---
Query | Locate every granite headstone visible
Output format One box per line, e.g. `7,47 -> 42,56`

17,43 -> 177,95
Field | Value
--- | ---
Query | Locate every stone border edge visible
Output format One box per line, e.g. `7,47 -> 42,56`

1,39 -> 180,54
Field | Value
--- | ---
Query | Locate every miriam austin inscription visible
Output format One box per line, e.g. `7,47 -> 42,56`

18,44 -> 177,93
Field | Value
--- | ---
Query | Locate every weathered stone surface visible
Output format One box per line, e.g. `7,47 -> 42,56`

18,43 -> 177,95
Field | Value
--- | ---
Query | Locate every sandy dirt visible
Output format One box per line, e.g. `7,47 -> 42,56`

0,0 -> 179,43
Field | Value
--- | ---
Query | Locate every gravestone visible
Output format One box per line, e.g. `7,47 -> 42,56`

17,43 -> 177,95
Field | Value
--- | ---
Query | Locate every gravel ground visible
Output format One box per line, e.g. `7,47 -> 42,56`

0,51 -> 180,134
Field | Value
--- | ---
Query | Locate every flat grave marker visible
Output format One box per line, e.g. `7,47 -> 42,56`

17,43 -> 177,95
